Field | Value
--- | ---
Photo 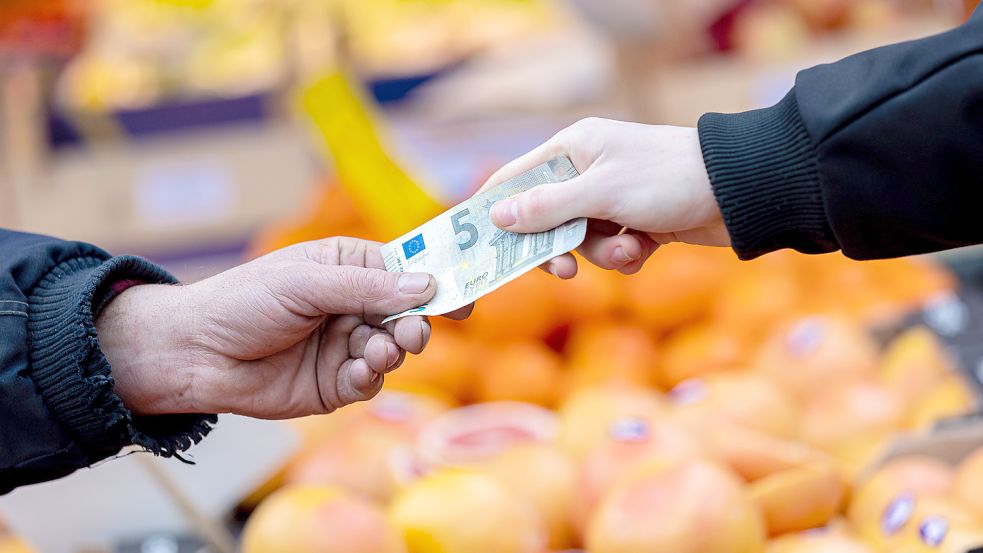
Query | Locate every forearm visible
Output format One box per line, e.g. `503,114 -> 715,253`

699,8 -> 983,260
0,229 -> 215,494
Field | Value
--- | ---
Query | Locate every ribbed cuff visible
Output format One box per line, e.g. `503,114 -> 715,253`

27,255 -> 216,460
698,90 -> 839,260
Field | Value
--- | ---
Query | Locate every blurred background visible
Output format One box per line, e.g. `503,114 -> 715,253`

3,1 -> 983,553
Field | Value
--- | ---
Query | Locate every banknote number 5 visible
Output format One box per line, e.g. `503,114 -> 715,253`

452,209 -> 479,251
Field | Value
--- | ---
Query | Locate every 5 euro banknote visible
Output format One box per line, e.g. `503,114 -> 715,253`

381,156 -> 586,322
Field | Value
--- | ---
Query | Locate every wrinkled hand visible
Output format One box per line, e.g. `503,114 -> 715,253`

98,238 -> 441,419
480,118 -> 729,277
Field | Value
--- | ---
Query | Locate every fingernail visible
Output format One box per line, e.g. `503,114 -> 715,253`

493,199 -> 519,227
614,246 -> 638,264
420,321 -> 432,349
399,273 -> 432,294
386,342 -> 400,368
369,371 -> 381,384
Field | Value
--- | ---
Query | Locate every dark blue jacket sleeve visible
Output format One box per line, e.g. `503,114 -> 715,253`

699,7 -> 983,260
0,229 -> 215,495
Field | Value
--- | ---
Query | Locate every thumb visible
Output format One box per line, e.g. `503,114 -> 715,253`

490,175 -> 608,233
307,266 -> 436,316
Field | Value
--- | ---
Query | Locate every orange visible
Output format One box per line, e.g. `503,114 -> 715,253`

572,418 -> 704,537
249,183 -> 376,258
670,373 -> 799,439
838,258 -> 952,326
866,258 -> 955,310
713,255 -> 803,342
474,340 -> 564,407
586,458 -> 767,553
765,530 -> 876,553
799,378 -> 905,450
285,429 -> 408,503
241,486 -> 406,553
565,322 -> 661,390
848,455 -> 954,545
467,270 -> 562,340
556,386 -> 665,459
552,255 -> 625,323
817,257 -> 952,326
622,245 -> 735,333
874,496 -> 981,552
697,421 -> 822,482
483,444 -> 578,550
284,391 -> 450,502
953,446 -> 983,518
658,321 -> 750,388
795,254 -> 884,322
754,315 -> 879,399
386,329 -> 479,402
879,327 -> 953,403
390,470 -> 546,553
749,460 -> 847,536
826,431 -> 894,483
305,390 -> 452,445
907,375 -> 975,430
415,402 -> 557,469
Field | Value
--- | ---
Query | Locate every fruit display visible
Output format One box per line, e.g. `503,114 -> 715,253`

47,0 -> 966,115
721,0 -> 960,61
51,0 -> 568,112
228,169 -> 983,552
241,486 -> 407,553
575,0 -> 959,63
2,171 -> 978,552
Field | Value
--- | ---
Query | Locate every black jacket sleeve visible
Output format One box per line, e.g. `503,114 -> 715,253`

0,229 -> 215,495
698,7 -> 983,260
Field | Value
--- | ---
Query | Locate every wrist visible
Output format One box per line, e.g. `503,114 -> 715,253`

698,91 -> 836,259
96,283 -> 198,416
683,126 -> 720,223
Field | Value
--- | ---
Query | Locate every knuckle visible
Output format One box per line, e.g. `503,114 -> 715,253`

350,271 -> 393,305
522,187 -> 550,220
561,120 -> 586,143
580,116 -> 603,127
308,237 -> 341,265
337,237 -> 365,266
572,117 -> 602,136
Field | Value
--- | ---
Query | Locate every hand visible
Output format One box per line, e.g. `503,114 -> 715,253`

97,238 -> 447,419
480,118 -> 729,277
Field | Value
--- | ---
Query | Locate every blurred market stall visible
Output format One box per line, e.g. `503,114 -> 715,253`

3,1 -> 983,552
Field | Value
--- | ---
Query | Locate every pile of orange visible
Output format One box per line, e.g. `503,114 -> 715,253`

230,177 -> 977,552
218,191 -> 983,553
11,184 -> 971,552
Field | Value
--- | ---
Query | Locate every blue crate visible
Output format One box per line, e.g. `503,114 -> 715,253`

46,68 -> 450,149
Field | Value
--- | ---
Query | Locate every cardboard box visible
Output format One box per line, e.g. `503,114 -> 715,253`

2,121 -> 315,256
0,68 -> 315,257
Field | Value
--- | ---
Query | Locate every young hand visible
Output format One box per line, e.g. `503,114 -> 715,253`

481,118 -> 729,277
